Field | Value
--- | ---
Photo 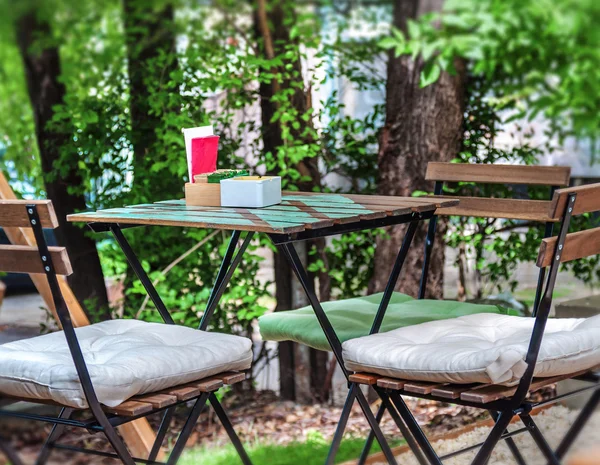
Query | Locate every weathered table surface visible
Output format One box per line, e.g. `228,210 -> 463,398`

67,191 -> 458,235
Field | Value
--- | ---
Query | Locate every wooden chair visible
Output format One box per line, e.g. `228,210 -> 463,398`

346,181 -> 600,465
419,162 -> 571,305
310,162 -> 572,465
0,200 -> 253,465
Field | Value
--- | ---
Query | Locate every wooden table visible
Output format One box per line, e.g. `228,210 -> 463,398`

69,192 -> 456,237
68,191 -> 457,465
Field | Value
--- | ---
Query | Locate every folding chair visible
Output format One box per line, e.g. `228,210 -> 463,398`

0,200 -> 253,465
344,181 -> 600,465
318,162 -> 571,465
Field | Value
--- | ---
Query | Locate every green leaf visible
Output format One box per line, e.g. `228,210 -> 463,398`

378,37 -> 398,50
420,61 -> 441,88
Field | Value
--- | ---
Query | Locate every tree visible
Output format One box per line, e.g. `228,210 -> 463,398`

123,0 -> 180,202
16,7 -> 109,319
369,0 -> 466,298
253,0 -> 328,403
379,0 -> 600,297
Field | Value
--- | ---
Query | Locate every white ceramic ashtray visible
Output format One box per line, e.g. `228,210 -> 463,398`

220,176 -> 282,208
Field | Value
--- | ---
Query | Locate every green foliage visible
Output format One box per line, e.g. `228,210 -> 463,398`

380,0 -> 600,144
380,0 -> 600,296
0,0 -> 387,342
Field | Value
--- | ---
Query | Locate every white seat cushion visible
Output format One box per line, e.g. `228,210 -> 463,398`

343,313 -> 600,385
0,319 -> 253,409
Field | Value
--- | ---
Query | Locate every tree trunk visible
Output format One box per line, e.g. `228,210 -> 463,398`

123,0 -> 179,201
253,0 -> 328,402
369,0 -> 466,299
16,11 -> 110,320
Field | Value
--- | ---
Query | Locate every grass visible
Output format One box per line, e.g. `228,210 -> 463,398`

180,433 -> 403,465
514,286 -> 573,308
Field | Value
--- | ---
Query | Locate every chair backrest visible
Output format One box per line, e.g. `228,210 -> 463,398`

0,199 -> 106,413
536,183 -> 600,268
425,162 -> 571,222
514,182 -> 600,403
418,162 -> 571,299
0,200 -> 73,276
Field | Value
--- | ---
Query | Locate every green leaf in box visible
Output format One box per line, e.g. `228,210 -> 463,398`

186,169 -> 250,206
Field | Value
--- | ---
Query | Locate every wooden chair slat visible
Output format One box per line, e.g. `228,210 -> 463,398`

349,373 -> 380,385
548,183 -> 600,219
425,162 -> 571,186
0,245 -> 73,275
430,384 -> 485,400
219,371 -> 247,385
130,393 -> 177,409
105,401 -> 153,416
376,377 -> 406,390
0,200 -> 59,229
537,227 -> 600,267
193,377 -> 224,392
163,385 -> 201,402
461,370 -> 592,404
403,381 -> 447,395
433,197 -> 556,222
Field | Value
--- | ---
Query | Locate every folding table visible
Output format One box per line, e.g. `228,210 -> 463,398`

69,192 -> 458,464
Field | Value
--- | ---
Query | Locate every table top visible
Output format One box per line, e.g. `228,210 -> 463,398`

67,192 -> 458,235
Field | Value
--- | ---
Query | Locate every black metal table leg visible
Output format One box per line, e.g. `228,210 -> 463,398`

206,230 -> 241,310
111,225 -> 175,325
199,231 -> 253,330
326,386 -> 357,465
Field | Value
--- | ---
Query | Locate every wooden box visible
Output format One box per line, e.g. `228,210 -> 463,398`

185,182 -> 221,207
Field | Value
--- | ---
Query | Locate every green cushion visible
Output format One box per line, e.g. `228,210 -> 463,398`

258,292 -> 519,352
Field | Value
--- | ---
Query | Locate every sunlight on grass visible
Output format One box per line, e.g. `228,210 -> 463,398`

515,286 -> 573,308
180,431 -> 403,465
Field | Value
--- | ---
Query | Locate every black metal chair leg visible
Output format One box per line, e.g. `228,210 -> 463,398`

555,388 -> 600,460
354,387 -> 398,465
102,421 -> 137,465
326,386 -> 357,465
209,393 -> 253,465
378,392 -> 428,465
470,410 -> 513,465
35,407 -> 74,465
389,392 -> 442,465
520,414 -> 560,465
489,410 -> 527,465
148,407 -> 176,462
357,399 -> 385,465
167,393 -> 209,465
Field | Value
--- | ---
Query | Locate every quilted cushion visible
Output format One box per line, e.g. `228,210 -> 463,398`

0,319 -> 253,409
258,293 -> 516,352
343,313 -> 600,385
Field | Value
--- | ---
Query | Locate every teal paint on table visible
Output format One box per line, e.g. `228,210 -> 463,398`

71,210 -> 259,227
282,194 -> 356,204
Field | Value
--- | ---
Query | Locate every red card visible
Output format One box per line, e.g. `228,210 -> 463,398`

191,135 -> 219,181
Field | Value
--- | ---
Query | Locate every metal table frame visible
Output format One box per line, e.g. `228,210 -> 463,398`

83,207 -> 436,465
